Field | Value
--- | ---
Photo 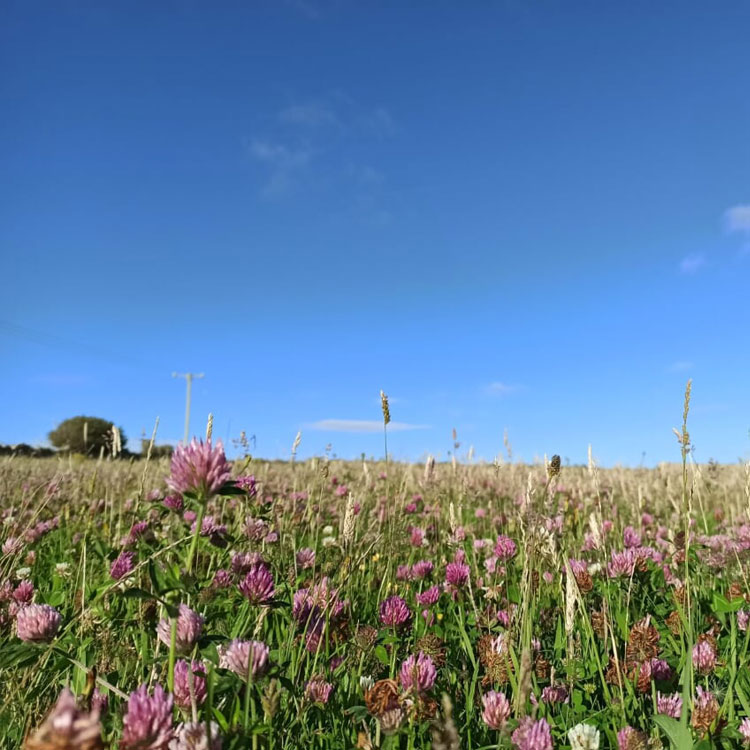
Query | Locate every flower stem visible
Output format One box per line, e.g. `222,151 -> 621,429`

244,669 -> 252,729
186,502 -> 206,575
167,615 -> 177,693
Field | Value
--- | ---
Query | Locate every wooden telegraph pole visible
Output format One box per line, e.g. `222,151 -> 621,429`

172,372 -> 204,444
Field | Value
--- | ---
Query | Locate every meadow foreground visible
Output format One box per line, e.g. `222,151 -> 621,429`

2,444 -> 750,749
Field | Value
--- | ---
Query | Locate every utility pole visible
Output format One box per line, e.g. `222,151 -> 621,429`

172,372 -> 204,444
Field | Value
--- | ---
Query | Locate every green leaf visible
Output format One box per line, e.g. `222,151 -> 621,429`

735,678 -> 750,717
374,645 -> 390,666
653,715 -> 693,750
506,584 -> 520,605
712,592 -> 742,613
211,707 -> 230,732
345,705 -> 369,721
148,560 -> 168,596
0,642 -> 41,670
217,481 -> 248,496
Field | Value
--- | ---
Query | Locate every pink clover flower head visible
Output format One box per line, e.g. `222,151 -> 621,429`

494,535 -> 517,561
411,560 -> 434,579
692,639 -> 717,675
608,549 -> 637,578
512,717 -> 553,750
739,717 -> 750,744
13,580 -> 34,603
110,550 -> 136,580
399,652 -> 437,693
693,685 -> 719,713
163,495 -> 184,512
25,688 -> 103,749
213,569 -> 232,588
617,727 -> 646,750
243,517 -> 269,542
657,691 -> 682,719
541,684 -> 568,704
127,521 -> 150,545
156,604 -> 204,654
219,639 -> 270,681
238,562 -> 275,605
445,561 -> 470,588
416,585 -> 441,607
305,678 -> 334,704
91,689 -> 108,714
650,658 -> 672,680
169,722 -> 222,750
121,684 -> 174,750
623,526 -> 642,548
481,691 -> 511,730
167,439 -> 231,499
235,474 -> 257,495
231,551 -> 264,577
396,565 -> 412,581
296,548 -> 316,570
173,660 -> 207,709
379,596 -> 411,627
16,603 -> 62,642
292,578 -> 346,631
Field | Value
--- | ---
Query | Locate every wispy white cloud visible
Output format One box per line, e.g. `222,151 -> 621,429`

725,205 -> 750,256
358,106 -> 397,138
724,205 -> 750,234
485,382 -> 522,396
249,140 -> 312,167
679,253 -> 706,274
346,163 -> 385,187
279,102 -> 340,129
307,419 -> 430,433
247,139 -> 313,196
668,361 -> 693,372
247,97 -> 396,215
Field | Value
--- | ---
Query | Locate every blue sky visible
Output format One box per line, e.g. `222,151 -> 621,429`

2,1 -> 749,465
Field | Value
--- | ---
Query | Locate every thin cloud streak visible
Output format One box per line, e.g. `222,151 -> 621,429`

485,382 -> 523,396
279,102 -> 341,128
246,139 -> 313,196
679,253 -> 706,274
307,419 -> 430,433
724,205 -> 750,234
668,361 -> 693,372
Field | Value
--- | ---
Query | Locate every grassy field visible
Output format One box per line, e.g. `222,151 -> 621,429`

2,432 -> 750,749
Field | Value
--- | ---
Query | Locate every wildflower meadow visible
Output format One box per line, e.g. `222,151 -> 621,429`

3,390 -> 750,750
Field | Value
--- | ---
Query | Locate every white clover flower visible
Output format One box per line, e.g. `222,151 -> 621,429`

55,562 -> 71,578
322,536 -> 336,548
360,675 -> 375,691
491,634 -> 506,654
322,525 -> 334,536
588,562 -> 603,575
568,722 -> 600,750
16,567 -> 31,580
